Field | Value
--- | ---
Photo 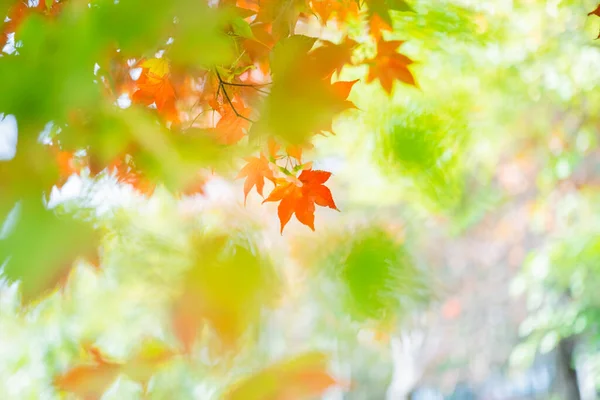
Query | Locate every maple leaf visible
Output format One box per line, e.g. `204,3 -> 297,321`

254,37 -> 358,143
310,0 -> 359,24
224,352 -> 340,400
365,0 -> 413,39
241,23 -> 276,73
309,38 -> 357,77
236,153 -> 275,204
317,79 -> 359,134
366,39 -> 416,94
263,169 -> 338,233
213,101 -> 252,144
132,58 -> 179,123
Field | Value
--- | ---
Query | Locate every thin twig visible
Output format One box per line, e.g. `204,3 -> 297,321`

221,81 -> 270,95
215,70 -> 255,124
186,108 -> 209,131
220,81 -> 272,88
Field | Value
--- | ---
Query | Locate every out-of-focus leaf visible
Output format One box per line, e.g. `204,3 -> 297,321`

171,234 -> 278,352
366,39 -> 416,94
0,199 -> 99,305
308,226 -> 430,323
90,0 -> 176,56
231,17 -> 255,39
223,352 -> 339,400
167,3 -> 236,68
123,339 -> 176,384
236,153 -> 275,204
252,36 -> 357,145
54,347 -> 122,400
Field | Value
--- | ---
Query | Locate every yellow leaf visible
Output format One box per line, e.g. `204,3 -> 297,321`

141,58 -> 170,78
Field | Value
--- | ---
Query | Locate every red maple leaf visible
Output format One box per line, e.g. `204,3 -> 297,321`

263,169 -> 338,233
366,39 -> 417,94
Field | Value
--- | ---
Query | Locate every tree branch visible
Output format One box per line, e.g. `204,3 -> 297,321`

215,70 -> 255,124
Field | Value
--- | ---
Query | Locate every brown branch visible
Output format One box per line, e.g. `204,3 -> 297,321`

215,70 -> 255,124
221,81 -> 270,95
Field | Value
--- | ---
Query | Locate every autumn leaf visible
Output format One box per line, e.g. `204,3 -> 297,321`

122,339 -> 175,384
213,101 -> 252,144
309,38 -> 357,77
366,39 -> 416,94
224,352 -> 340,400
365,0 -> 413,39
132,58 -> 179,123
309,0 -> 359,24
171,235 -> 277,352
54,348 -> 122,400
263,169 -> 338,233
286,143 -> 313,161
253,35 -> 357,143
237,153 -> 275,204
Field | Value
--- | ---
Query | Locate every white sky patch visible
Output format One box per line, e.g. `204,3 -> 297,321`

2,32 -> 16,55
0,114 -> 17,161
129,67 -> 142,80
38,121 -> 54,144
47,175 -> 84,209
117,93 -> 132,109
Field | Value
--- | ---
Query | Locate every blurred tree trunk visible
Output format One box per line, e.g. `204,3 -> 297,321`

553,336 -> 581,400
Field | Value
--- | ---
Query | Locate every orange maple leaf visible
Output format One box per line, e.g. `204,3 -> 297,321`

369,13 -> 392,41
237,153 -> 275,204
263,169 -> 338,233
132,58 -> 179,123
310,0 -> 359,24
213,101 -> 252,145
366,39 -> 416,94
310,39 -> 357,78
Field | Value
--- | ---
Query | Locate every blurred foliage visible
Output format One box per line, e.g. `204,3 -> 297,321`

1,0 -> 600,398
